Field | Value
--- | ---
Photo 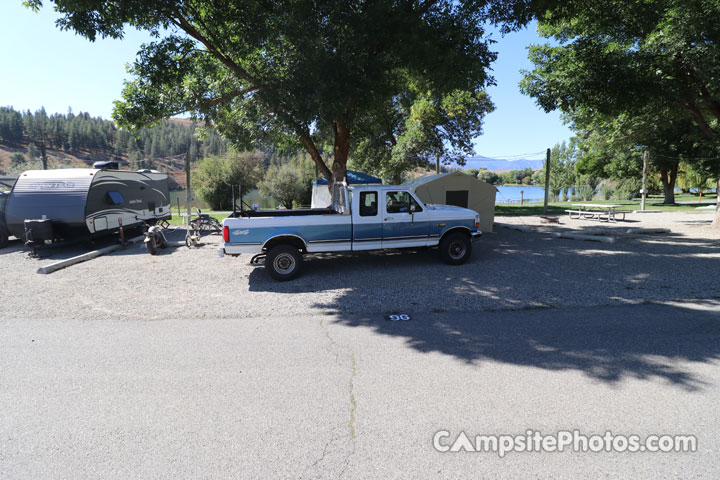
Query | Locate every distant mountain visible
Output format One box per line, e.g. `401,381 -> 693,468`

463,156 -> 545,171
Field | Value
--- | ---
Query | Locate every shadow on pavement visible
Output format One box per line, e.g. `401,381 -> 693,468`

246,226 -> 720,389
329,301 -> 720,391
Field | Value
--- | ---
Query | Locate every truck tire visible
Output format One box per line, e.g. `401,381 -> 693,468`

439,231 -> 472,265
266,245 -> 303,281
0,227 -> 8,249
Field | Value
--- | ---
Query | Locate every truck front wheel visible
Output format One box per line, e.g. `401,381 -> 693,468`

266,245 -> 303,281
0,227 -> 8,249
439,231 -> 472,265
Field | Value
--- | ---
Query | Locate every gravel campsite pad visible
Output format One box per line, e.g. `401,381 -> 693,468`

1,211 -> 719,321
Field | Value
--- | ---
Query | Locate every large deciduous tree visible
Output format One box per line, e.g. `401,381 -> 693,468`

518,0 -> 720,224
27,0 -> 495,191
570,107 -> 719,204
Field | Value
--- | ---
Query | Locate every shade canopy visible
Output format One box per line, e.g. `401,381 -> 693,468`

314,170 -> 382,185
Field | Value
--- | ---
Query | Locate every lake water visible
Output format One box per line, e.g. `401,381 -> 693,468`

495,186 -> 546,204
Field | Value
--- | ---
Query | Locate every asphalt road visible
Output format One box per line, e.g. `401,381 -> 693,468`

2,300 -> 719,479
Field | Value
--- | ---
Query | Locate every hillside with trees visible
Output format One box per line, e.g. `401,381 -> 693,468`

0,106 -> 229,183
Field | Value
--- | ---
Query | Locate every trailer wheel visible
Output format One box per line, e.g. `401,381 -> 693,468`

265,245 -> 303,281
146,239 -> 158,255
439,231 -> 472,265
0,227 -> 8,249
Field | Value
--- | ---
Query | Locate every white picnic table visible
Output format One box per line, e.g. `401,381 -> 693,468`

566,203 -> 626,222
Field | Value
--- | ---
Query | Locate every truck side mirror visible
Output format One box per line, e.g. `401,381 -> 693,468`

410,203 -> 416,214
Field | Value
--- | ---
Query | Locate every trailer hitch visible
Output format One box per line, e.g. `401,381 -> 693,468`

250,253 -> 266,265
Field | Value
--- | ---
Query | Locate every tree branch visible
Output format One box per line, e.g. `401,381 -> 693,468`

678,101 -> 718,139
170,11 -> 260,87
299,134 -> 332,180
206,86 -> 260,107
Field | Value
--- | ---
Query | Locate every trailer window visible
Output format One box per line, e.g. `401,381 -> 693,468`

359,191 -> 378,216
107,191 -> 125,205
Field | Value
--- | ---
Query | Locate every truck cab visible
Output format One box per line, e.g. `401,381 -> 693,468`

350,185 -> 480,251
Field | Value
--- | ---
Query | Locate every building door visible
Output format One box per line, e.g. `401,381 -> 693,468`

445,190 -> 469,208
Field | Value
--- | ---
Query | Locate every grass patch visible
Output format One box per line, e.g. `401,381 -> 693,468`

495,198 -> 715,217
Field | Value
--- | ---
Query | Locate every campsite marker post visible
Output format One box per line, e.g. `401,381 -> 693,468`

641,151 -> 649,211
543,148 -> 550,215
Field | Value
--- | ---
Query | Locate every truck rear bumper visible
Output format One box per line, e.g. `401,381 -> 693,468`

223,243 -> 262,255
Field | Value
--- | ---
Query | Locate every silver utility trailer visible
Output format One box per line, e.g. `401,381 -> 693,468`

0,175 -> 18,248
4,164 -> 170,247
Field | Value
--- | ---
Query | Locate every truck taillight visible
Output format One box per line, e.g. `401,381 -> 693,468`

223,226 -> 229,243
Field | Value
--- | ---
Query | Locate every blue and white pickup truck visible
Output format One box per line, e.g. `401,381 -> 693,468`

221,184 -> 482,280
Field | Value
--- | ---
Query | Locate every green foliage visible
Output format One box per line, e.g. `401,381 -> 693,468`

534,141 -> 577,200
496,168 -> 535,185
520,0 -> 720,140
476,169 -> 499,185
677,162 -> 717,192
194,153 -> 263,210
30,1 -> 497,186
520,0 -> 720,206
351,86 -> 495,183
10,153 -> 26,168
259,156 -> 316,209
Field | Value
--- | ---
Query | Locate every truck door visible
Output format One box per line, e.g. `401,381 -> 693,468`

352,190 -> 383,251
381,190 -> 429,249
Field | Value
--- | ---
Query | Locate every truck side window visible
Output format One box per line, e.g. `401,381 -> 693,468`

386,191 -> 422,214
359,191 -> 378,216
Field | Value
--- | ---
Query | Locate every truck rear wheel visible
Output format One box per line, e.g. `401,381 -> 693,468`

0,227 -> 8,249
266,245 -> 303,281
439,231 -> 472,265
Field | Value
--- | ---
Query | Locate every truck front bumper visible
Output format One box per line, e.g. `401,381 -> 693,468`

471,231 -> 483,242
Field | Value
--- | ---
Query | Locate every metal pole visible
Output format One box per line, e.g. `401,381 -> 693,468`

641,151 -> 648,211
543,148 -> 551,215
436,154 -> 440,174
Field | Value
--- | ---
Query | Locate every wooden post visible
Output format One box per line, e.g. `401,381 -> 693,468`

699,190 -> 703,204
521,190 -> 524,205
436,154 -> 440,174
641,151 -> 649,211
185,151 -> 191,222
543,148 -> 550,215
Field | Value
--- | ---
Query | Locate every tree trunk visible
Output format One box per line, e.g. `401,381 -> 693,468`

713,178 -> 720,228
331,120 -> 350,190
659,163 -> 679,204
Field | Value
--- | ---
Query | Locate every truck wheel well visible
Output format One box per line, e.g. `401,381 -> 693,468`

263,235 -> 306,253
440,227 -> 471,242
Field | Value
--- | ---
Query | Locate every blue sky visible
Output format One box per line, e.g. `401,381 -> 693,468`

0,3 -> 571,159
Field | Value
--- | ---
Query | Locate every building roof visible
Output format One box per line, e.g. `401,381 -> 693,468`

315,170 -> 382,185
403,171 -> 498,191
